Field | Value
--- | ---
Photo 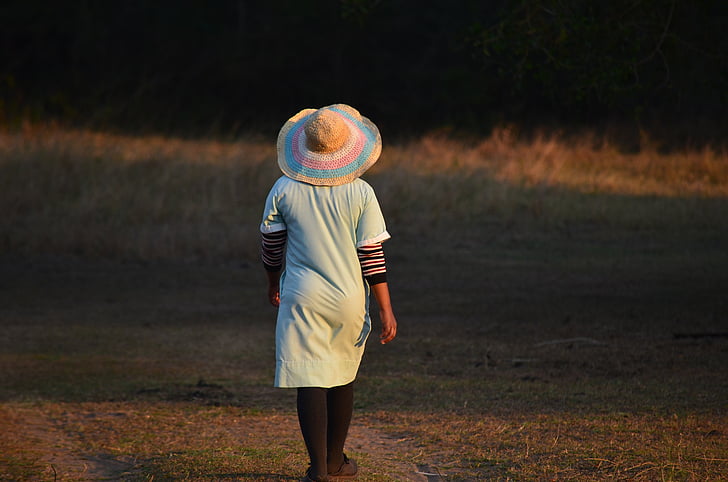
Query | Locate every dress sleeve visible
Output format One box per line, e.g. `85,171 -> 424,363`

355,184 -> 390,247
260,181 -> 287,234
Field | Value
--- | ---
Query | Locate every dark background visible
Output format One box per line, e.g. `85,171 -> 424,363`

1,0 -> 726,143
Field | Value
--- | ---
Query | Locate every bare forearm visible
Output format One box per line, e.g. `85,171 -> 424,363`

267,270 -> 281,286
370,282 -> 392,311
371,282 -> 397,344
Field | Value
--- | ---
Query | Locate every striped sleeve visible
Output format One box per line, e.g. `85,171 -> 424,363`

357,242 -> 387,285
261,230 -> 287,272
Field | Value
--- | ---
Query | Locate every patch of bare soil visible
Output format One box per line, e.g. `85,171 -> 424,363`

3,406 -> 139,480
8,404 -> 433,481
347,422 -> 434,481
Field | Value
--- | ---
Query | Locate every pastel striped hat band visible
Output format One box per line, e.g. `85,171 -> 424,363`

277,104 -> 382,186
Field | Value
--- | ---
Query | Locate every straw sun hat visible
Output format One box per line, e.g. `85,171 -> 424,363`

277,104 -> 382,186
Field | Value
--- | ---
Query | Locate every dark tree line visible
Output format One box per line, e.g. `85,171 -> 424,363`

1,0 -> 726,139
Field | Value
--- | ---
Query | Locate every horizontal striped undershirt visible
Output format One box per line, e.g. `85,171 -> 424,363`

356,243 -> 387,285
260,230 -> 387,285
261,230 -> 287,272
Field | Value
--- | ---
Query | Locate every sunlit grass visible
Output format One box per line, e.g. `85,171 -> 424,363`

1,125 -> 726,261
0,126 -> 277,260
2,400 -> 725,481
370,411 -> 728,481
378,128 -> 728,197
1,124 -> 726,480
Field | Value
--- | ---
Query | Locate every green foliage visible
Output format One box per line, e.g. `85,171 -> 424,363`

0,1 -> 725,136
468,0 -> 726,119
340,0 -> 383,25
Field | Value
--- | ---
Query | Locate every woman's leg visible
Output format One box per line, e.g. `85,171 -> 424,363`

325,381 -> 354,472
297,387 -> 327,479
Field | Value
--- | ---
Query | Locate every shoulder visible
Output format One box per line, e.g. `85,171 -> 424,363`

271,175 -> 292,190
270,176 -> 311,196
351,177 -> 373,190
348,178 -> 376,197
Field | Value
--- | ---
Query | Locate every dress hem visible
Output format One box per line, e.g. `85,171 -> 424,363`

274,359 -> 361,388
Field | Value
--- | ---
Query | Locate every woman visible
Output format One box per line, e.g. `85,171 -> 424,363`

260,104 -> 397,481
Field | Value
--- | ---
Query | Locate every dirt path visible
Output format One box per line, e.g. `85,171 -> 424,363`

348,422 -> 434,481
3,406 -> 137,480
6,404 -> 435,481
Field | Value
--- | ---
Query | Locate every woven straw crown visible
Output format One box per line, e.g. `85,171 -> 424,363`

277,104 -> 382,186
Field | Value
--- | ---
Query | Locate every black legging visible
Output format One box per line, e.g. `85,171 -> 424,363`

296,381 -> 354,478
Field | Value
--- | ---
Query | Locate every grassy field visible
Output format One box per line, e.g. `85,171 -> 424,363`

1,126 -> 727,480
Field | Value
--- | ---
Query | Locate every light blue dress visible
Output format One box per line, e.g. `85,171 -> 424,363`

260,176 -> 390,388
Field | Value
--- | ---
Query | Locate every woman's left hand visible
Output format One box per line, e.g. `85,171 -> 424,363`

268,284 -> 280,307
266,271 -> 281,307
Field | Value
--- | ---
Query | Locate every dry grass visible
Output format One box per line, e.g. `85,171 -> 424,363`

380,128 -> 728,197
4,401 -> 723,481
0,401 -> 423,481
1,124 -> 727,480
1,125 -> 726,261
1,248 -> 725,480
371,411 -> 728,481
0,126 -> 276,260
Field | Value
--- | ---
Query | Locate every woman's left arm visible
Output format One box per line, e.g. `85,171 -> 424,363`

261,230 -> 287,307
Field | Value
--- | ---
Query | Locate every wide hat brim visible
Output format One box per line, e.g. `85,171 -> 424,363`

277,104 -> 382,186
